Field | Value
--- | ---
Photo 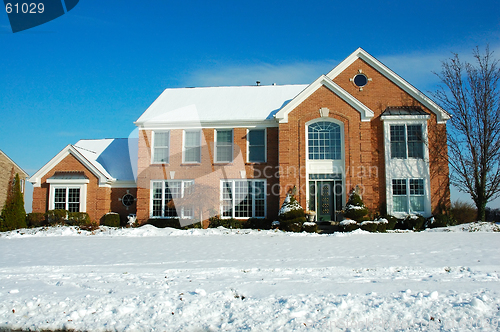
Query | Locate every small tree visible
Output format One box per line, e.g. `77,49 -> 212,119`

434,46 -> 500,221
344,188 -> 368,222
0,172 -> 26,231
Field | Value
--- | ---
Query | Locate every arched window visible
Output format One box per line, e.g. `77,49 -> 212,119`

308,121 -> 342,160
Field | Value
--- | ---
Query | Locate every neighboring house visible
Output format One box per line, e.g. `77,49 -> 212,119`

0,149 -> 28,212
30,48 -> 451,225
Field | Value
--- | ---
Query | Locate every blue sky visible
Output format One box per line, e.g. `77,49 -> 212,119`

1,0 -> 499,211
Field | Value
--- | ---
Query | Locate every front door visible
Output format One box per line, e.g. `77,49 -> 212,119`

309,178 -> 343,222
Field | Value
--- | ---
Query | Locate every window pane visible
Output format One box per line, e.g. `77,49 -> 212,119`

68,188 -> 80,212
184,131 -> 201,163
222,181 -> 233,217
393,196 -> 408,212
235,181 -> 251,218
154,132 -> 169,147
308,122 -> 341,160
54,188 -> 66,210
410,196 -> 424,212
390,125 -> 406,158
407,125 -> 423,158
392,179 -> 407,196
248,129 -> 265,162
254,181 -> 265,218
152,182 -> 163,217
153,132 -> 169,163
216,130 -> 233,162
409,179 -> 424,195
217,130 -> 232,143
165,181 -> 181,217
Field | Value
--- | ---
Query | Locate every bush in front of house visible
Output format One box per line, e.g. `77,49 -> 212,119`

208,216 -> 245,229
68,212 -> 91,226
303,222 -> 318,233
426,214 -> 456,229
396,214 -> 426,231
450,200 -> 477,224
26,212 -> 46,228
278,194 -> 306,232
247,218 -> 272,230
360,220 -> 378,232
148,218 -> 181,228
344,190 -> 369,222
45,209 -> 68,225
102,212 -> 120,227
340,219 -> 359,232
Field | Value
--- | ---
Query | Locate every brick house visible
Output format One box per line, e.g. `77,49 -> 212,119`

30,48 -> 450,225
0,149 -> 28,211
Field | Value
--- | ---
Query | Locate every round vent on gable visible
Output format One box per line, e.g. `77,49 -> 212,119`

122,193 -> 135,207
353,74 -> 368,87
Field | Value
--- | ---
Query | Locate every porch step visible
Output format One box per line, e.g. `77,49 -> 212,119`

316,221 -> 342,234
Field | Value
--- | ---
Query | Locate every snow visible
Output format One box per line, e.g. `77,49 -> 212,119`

135,84 -> 308,125
1,224 -> 500,331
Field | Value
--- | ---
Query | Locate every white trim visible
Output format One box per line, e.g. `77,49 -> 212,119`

383,118 -> 432,217
47,178 -> 90,185
214,129 -> 234,163
327,48 -> 450,124
48,184 -> 87,212
246,128 -> 267,163
381,114 -> 430,121
136,120 -> 279,130
151,130 -> 170,164
275,75 -> 374,123
182,130 -> 202,164
29,145 -> 114,188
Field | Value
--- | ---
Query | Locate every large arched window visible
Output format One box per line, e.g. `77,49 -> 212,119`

308,121 -> 342,160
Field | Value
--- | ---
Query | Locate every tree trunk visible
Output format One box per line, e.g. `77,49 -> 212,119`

476,201 -> 487,222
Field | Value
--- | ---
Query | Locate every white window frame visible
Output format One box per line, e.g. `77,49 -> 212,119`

150,180 -> 194,219
214,129 -> 233,163
183,130 -> 202,164
151,130 -> 170,164
48,184 -> 87,212
391,178 -> 426,214
389,124 -> 424,159
220,179 -> 267,219
247,128 -> 267,163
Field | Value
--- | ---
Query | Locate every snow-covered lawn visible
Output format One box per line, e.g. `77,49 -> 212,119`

1,223 -> 499,331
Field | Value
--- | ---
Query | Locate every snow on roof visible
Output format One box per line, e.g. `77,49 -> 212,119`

135,84 -> 308,126
73,138 -> 136,182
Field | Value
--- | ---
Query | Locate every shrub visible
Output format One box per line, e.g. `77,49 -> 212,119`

208,216 -> 245,229
360,221 -> 378,232
278,194 -> 306,232
450,200 -> 477,224
303,222 -> 318,233
67,212 -> 91,226
0,173 -> 27,231
426,214 -> 456,229
102,212 -> 120,227
45,209 -> 68,225
26,212 -> 46,227
340,219 -> 359,232
344,190 -> 368,222
396,215 -> 426,231
80,220 -> 99,231
247,218 -> 272,230
384,215 -> 398,230
148,219 -> 181,228
376,220 -> 388,233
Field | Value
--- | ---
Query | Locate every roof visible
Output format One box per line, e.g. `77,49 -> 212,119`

29,138 -> 137,187
48,172 -> 89,180
381,107 -> 429,116
135,84 -> 308,128
0,149 -> 28,178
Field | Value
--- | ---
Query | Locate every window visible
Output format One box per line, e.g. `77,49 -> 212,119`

153,131 -> 170,163
215,129 -> 233,163
184,130 -> 201,163
353,74 -> 368,87
248,129 -> 266,162
53,187 -> 80,212
151,180 -> 194,218
308,121 -> 342,160
392,178 -> 425,213
221,180 -> 266,218
390,124 -> 423,159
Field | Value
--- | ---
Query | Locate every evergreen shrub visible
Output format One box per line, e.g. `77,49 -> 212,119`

68,212 -> 90,226
303,222 -> 318,233
102,212 -> 120,227
278,194 -> 306,232
26,213 -> 46,227
344,191 -> 368,222
45,209 -> 68,225
0,173 -> 27,231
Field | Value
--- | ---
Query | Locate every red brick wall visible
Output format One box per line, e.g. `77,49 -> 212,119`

278,58 -> 450,214
136,127 -> 280,225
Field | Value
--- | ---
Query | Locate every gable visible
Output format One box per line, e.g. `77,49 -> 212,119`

326,48 -> 450,123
